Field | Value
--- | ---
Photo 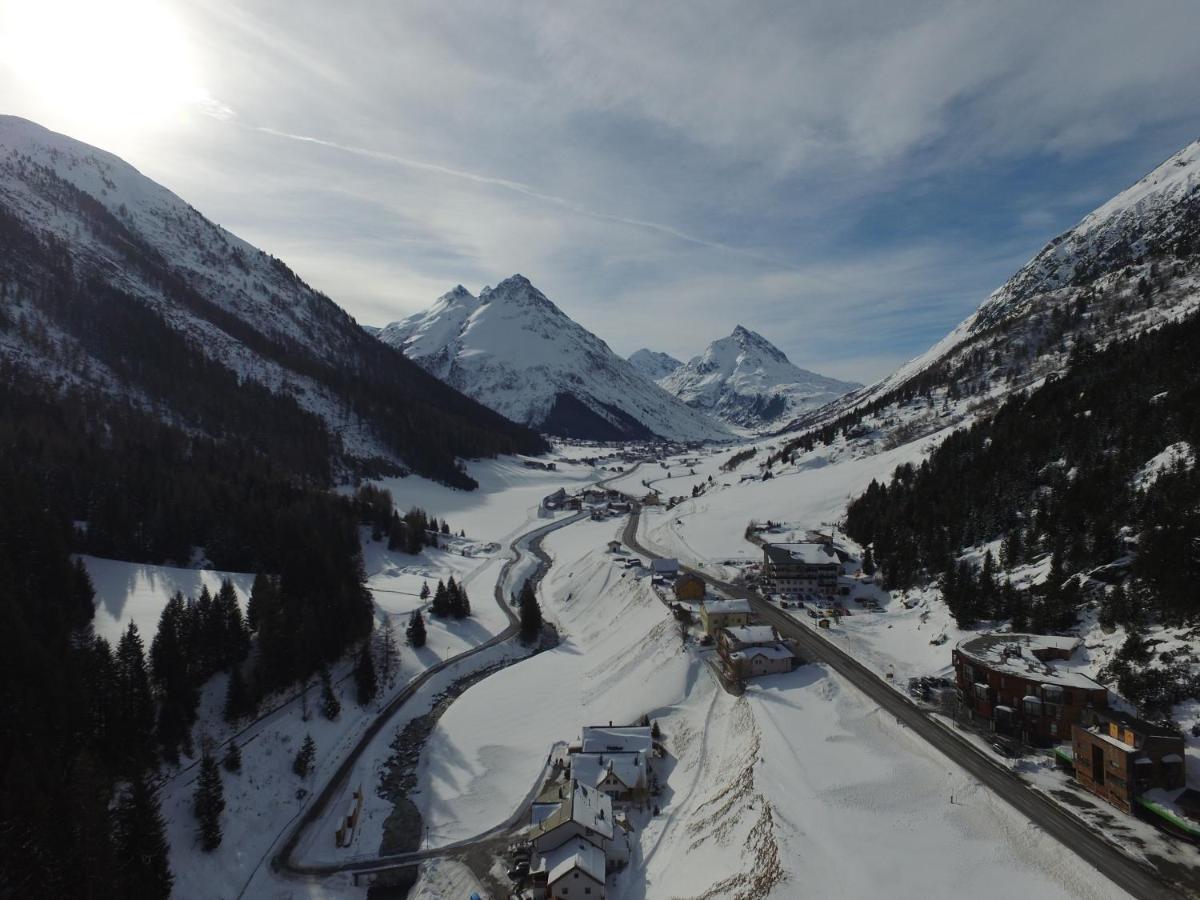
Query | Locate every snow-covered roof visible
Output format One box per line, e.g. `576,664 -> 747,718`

702,598 -> 752,616
581,725 -> 652,755
537,837 -> 607,885
731,643 -> 795,662
956,633 -> 1101,690
722,625 -> 777,646
536,780 -> 615,841
571,751 -> 646,790
763,542 -> 839,566
651,558 -> 680,572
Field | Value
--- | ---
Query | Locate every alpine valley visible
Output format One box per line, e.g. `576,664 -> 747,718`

3,48 -> 1200,900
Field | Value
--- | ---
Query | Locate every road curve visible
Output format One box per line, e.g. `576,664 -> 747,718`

620,502 -> 1191,900
269,508 -> 587,879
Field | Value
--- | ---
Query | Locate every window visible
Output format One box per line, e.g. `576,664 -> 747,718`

1050,722 -> 1057,736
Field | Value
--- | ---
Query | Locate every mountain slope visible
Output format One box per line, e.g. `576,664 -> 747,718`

660,325 -> 860,430
377,277 -> 729,442
628,348 -> 682,380
775,137 -> 1200,446
0,116 -> 545,487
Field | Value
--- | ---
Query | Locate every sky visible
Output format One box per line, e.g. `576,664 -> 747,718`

2,0 -> 1199,383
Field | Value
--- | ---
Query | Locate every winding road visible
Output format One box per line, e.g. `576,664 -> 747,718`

619,501 -> 1194,900
264,462 -> 640,887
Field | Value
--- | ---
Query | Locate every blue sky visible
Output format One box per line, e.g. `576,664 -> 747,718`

2,0 -> 1199,382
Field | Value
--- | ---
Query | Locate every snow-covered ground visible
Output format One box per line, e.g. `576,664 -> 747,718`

74,453 -> 605,900
413,515 -> 689,849
85,555 -> 254,644
639,666 -> 1126,900
401,497 -> 1134,899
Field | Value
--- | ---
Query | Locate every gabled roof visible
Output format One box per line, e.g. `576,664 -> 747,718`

722,625 -> 777,646
537,838 -> 607,886
580,725 -> 652,755
702,598 -> 752,616
536,780 -> 614,841
651,558 -> 680,572
571,751 -> 646,791
730,642 -> 795,662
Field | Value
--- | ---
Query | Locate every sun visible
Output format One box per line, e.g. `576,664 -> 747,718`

0,0 -> 210,133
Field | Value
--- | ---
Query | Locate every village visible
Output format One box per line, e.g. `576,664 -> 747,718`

504,722 -> 665,899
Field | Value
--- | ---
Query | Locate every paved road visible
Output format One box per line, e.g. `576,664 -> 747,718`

269,508 -> 586,881
620,503 -> 1192,900
268,461 -> 643,884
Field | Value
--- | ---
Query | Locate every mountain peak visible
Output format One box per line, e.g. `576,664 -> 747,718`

628,348 -> 683,381
661,325 -> 860,430
376,279 -> 728,441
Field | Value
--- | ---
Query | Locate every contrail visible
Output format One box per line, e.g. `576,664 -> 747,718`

253,125 -> 804,272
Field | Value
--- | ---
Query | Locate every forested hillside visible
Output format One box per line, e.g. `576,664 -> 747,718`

845,313 -> 1200,712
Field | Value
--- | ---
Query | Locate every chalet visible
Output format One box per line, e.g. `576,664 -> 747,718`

642,491 -> 661,506
606,540 -> 623,554
952,633 -> 1108,746
717,625 -> 795,680
532,837 -> 608,899
699,598 -> 752,636
1072,710 -> 1187,814
532,779 -> 630,874
761,542 -> 840,597
673,572 -> 706,602
570,751 -> 649,807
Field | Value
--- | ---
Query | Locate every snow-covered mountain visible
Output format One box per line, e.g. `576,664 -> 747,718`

786,137 -> 1200,440
628,348 -> 682,380
659,325 -> 860,430
377,277 -> 729,442
0,116 -> 543,485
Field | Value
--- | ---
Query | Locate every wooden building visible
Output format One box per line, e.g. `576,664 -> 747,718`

674,572 -> 706,601
1071,710 -> 1186,813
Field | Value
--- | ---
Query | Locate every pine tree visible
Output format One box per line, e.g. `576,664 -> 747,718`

445,577 -> 461,617
354,640 -> 378,706
193,750 -> 225,852
861,546 -> 876,576
246,573 -> 276,633
431,580 -> 450,617
406,609 -> 427,648
216,578 -> 250,664
451,581 -> 471,619
222,741 -> 242,774
419,581 -> 430,602
113,775 -> 174,899
378,616 -> 399,684
293,734 -> 316,778
519,580 -> 542,642
224,665 -> 252,724
319,668 -> 341,720
116,622 -> 156,773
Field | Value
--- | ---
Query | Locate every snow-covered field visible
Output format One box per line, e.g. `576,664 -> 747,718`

403,497 -> 1132,899
85,556 -> 255,645
414,515 -> 690,849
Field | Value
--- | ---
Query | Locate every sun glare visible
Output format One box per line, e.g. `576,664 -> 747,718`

0,0 -> 209,133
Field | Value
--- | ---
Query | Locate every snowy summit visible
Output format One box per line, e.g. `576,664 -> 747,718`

377,276 -> 729,442
660,325 -> 860,430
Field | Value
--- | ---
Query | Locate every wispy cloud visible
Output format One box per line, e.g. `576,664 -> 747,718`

252,124 -> 807,273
